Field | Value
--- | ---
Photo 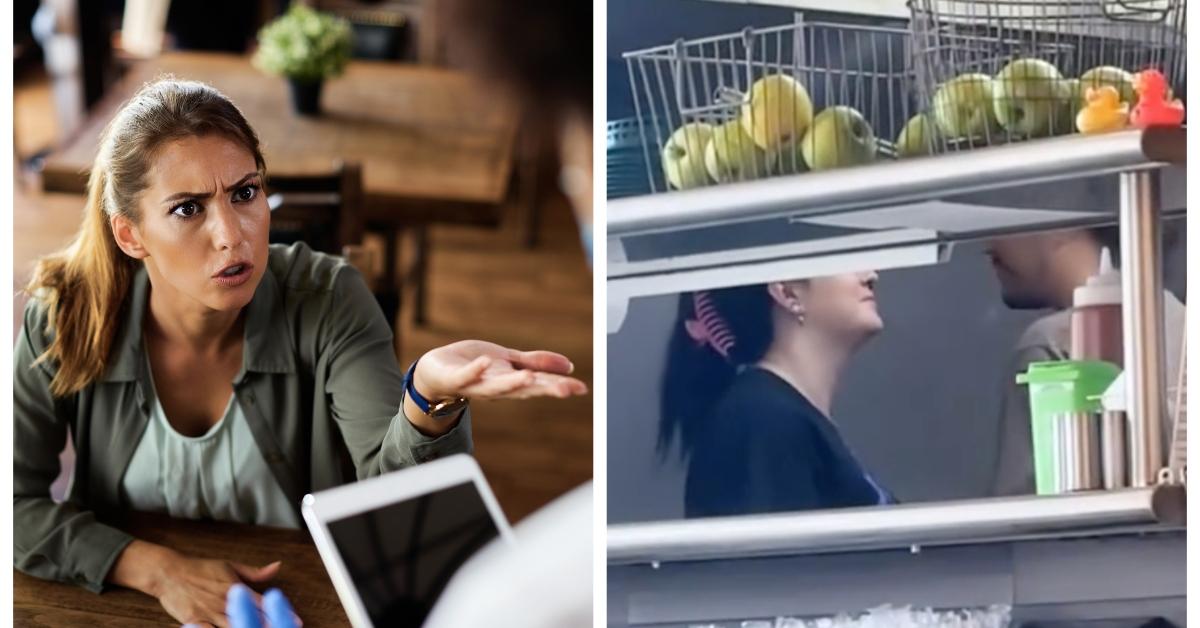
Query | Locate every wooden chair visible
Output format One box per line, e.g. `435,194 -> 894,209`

267,162 -> 401,328
267,161 -> 363,254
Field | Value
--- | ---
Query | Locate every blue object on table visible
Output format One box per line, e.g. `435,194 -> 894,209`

263,589 -> 299,628
219,583 -> 298,628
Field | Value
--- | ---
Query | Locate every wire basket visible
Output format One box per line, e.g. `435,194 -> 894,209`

623,15 -> 918,195
909,0 -> 1187,151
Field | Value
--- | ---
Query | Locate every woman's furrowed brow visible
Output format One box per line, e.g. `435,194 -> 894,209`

160,172 -> 258,204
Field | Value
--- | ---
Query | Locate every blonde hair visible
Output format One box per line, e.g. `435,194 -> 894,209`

27,79 -> 266,396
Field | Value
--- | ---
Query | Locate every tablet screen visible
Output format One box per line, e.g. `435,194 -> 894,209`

325,481 -> 501,626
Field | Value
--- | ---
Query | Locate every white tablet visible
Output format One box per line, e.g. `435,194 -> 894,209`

301,454 -> 514,628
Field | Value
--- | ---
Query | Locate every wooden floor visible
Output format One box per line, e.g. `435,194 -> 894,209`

13,79 -> 593,525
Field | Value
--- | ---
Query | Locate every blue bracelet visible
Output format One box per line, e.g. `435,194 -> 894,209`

403,359 -> 432,414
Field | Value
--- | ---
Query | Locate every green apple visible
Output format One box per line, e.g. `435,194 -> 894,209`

740,74 -> 814,151
1080,66 -> 1135,105
661,122 -> 714,190
895,113 -> 940,157
704,120 -> 774,183
1062,78 -> 1083,114
1055,78 -> 1083,135
800,106 -> 878,170
993,58 -> 1070,137
772,139 -> 811,176
931,73 -> 997,139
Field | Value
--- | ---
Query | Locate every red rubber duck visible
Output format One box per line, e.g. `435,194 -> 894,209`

1130,69 -> 1185,129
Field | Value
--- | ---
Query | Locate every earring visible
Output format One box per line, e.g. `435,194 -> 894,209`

790,303 -> 805,325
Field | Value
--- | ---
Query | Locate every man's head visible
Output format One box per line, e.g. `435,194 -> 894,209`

986,227 -> 1119,310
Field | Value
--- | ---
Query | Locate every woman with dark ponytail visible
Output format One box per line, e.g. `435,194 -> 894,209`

660,273 -> 895,518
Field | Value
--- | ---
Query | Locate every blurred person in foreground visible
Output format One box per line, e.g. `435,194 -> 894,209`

986,226 -> 1185,496
425,3 -> 593,624
436,0 -> 593,242
224,1 -> 594,627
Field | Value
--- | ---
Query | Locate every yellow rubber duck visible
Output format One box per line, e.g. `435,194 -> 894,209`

1076,85 -> 1129,134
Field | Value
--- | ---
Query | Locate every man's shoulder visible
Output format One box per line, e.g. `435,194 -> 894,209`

1165,290 -> 1186,322
1015,310 -> 1071,356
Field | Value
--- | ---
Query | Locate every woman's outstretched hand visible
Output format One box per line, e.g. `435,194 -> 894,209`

414,341 -> 588,402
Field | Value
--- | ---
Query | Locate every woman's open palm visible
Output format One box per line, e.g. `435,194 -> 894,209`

414,341 -> 587,401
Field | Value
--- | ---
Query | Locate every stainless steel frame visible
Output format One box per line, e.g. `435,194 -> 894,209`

608,485 -> 1184,565
1120,170 -> 1166,487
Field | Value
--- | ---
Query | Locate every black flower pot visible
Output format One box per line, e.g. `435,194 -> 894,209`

288,78 -> 323,115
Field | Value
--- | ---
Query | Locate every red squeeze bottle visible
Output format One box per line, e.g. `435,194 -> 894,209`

1071,247 -> 1123,366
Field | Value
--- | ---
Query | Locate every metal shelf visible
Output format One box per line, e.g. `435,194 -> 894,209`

694,0 -> 912,19
609,488 -> 1186,625
608,485 -> 1184,565
607,127 -> 1184,239
609,528 -> 1186,626
610,192 -> 1184,300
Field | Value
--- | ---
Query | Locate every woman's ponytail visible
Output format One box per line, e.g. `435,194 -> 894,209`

658,286 -> 776,460
29,162 -> 135,396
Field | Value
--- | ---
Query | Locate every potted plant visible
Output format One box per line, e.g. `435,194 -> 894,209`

253,4 -> 352,115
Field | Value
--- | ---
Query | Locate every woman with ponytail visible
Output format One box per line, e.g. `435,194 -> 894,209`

659,273 -> 894,519
14,78 -> 586,626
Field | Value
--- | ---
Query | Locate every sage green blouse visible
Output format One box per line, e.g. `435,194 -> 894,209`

14,243 -> 472,592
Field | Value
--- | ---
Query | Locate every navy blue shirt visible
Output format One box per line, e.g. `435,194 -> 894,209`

684,368 -> 892,519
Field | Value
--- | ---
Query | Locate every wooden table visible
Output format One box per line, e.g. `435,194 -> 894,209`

42,52 -> 519,324
14,513 -> 350,627
43,52 -> 516,218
